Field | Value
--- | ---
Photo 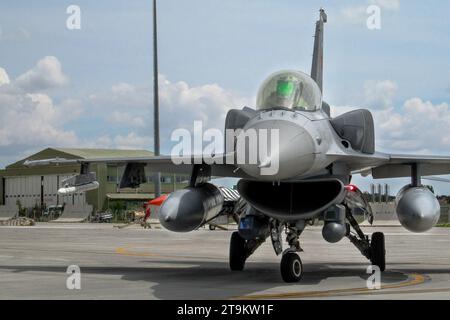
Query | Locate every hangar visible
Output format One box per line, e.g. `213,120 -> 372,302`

0,148 -> 188,220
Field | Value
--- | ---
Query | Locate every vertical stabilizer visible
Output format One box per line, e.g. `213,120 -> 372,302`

311,8 -> 327,92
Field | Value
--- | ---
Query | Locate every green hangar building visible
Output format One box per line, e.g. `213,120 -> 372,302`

0,148 -> 188,213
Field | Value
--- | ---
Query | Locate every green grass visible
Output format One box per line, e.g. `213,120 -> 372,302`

437,223 -> 450,228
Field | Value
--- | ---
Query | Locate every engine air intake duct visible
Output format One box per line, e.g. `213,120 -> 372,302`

237,179 -> 345,220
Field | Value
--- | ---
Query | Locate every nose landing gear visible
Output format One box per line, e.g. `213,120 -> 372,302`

280,252 -> 303,283
279,224 -> 305,282
229,220 -> 306,283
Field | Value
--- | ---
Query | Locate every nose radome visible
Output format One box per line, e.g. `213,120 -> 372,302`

237,119 -> 316,181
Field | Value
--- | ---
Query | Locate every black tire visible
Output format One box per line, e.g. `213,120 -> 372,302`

370,232 -> 386,272
209,224 -> 216,231
229,232 -> 247,271
280,252 -> 303,283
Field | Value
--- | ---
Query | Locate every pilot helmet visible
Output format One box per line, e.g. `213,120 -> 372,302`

257,71 -> 321,111
273,76 -> 303,109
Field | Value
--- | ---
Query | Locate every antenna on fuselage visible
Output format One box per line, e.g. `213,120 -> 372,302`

153,0 -> 161,198
311,8 -> 327,93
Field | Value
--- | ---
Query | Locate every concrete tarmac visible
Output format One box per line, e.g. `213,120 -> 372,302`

1,223 -> 450,300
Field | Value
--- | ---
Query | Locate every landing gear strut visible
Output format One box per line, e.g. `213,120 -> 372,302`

229,207 -> 386,283
346,208 -> 386,271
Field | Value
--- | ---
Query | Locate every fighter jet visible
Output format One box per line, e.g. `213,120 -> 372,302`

26,9 -> 446,282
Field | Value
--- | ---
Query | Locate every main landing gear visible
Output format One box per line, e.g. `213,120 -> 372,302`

370,232 -> 386,271
229,209 -> 386,283
346,209 -> 386,272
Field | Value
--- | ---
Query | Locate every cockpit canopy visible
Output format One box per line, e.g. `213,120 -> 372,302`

256,70 -> 322,112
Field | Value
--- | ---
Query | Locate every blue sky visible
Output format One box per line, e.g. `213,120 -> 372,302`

1,0 -> 450,194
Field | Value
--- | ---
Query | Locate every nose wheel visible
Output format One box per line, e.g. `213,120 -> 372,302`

280,251 -> 303,283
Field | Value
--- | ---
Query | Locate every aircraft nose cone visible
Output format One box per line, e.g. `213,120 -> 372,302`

237,119 -> 316,180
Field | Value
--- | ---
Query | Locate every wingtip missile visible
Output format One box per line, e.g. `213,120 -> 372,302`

58,181 -> 100,195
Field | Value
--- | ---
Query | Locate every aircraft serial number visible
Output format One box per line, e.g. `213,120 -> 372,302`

177,304 -> 274,318
220,304 -> 274,316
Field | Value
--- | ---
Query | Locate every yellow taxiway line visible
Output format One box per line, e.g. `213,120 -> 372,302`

233,273 -> 428,300
116,246 -> 432,300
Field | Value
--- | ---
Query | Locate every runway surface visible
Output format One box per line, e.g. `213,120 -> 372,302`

1,223 -> 450,300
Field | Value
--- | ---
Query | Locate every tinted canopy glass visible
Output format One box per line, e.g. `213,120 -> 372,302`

257,71 -> 322,111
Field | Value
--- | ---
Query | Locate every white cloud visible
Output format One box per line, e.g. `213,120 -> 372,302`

0,58 -> 79,159
341,6 -> 368,25
376,98 -> 450,152
0,57 -> 252,167
113,132 -> 153,150
159,75 -> 252,131
0,68 -> 10,86
107,111 -> 146,128
0,92 -> 79,148
3,55 -> 450,181
4,55 -> 450,169
0,58 -> 94,166
89,75 -> 252,150
332,79 -> 450,154
371,0 -> 400,11
364,80 -> 398,109
91,75 -> 251,131
15,56 -> 69,91
331,80 -> 398,116
89,82 -> 152,109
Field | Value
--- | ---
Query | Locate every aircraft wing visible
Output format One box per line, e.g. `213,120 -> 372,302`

24,154 -> 252,179
360,154 -> 450,179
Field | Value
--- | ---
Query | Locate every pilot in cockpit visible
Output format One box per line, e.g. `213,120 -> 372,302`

256,71 -> 322,112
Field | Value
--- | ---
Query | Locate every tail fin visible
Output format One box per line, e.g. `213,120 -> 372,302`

311,8 -> 327,92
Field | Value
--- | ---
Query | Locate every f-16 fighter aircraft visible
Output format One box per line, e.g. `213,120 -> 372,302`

26,9 -> 446,282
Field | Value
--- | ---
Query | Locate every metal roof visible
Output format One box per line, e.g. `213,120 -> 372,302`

50,148 -> 154,159
5,148 -> 154,170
